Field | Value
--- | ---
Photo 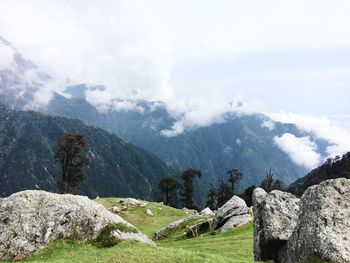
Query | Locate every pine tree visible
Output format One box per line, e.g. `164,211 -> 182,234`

206,184 -> 217,210
180,169 -> 201,209
217,181 -> 233,208
260,168 -> 284,192
159,176 -> 179,207
54,133 -> 90,194
227,168 -> 243,194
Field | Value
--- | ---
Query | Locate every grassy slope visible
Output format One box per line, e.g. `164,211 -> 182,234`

95,197 -> 188,237
8,198 -> 260,263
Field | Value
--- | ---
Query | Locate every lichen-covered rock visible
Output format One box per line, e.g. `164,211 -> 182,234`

200,207 -> 215,217
153,214 -> 203,241
252,188 -> 299,262
211,195 -> 249,231
220,213 -> 252,232
0,190 -> 152,259
281,178 -> 350,263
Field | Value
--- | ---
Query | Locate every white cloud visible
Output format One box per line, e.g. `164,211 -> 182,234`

160,91 -> 262,137
109,100 -> 145,113
274,133 -> 322,169
1,0 -> 350,111
269,112 -> 350,157
0,0 -> 349,141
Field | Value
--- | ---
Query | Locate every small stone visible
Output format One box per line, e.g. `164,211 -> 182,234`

145,209 -> 153,216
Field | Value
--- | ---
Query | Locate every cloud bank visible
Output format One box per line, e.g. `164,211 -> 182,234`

269,112 -> 350,158
0,0 -> 349,166
1,0 -> 350,115
274,133 -> 322,169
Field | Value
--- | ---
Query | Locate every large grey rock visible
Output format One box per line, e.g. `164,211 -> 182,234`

252,188 -> 299,262
211,195 -> 249,231
0,190 -> 152,259
282,178 -> 350,263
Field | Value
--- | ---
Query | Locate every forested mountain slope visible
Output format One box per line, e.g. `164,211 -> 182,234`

0,105 -> 175,199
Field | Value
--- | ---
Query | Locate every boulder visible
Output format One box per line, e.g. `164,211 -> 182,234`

281,178 -> 350,263
0,190 -> 152,259
185,219 -> 213,238
252,188 -> 299,262
145,209 -> 153,216
211,195 -> 249,231
153,214 -> 203,240
200,207 -> 215,217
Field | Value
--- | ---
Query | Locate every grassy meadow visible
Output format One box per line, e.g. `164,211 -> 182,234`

5,198 -> 260,263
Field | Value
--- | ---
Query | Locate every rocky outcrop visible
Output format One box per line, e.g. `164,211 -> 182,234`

254,178 -> 350,263
281,178 -> 350,263
0,190 -> 152,259
211,195 -> 251,231
252,188 -> 300,262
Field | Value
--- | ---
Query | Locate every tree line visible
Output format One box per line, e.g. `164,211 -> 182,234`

159,166 -> 284,210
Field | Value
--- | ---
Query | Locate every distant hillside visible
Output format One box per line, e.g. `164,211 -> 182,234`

287,152 -> 350,196
0,105 -> 175,199
46,93 -> 311,192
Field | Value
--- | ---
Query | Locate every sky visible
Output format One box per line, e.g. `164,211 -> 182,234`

0,0 -> 350,168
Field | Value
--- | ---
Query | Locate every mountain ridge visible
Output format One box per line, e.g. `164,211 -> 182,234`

0,104 -> 175,199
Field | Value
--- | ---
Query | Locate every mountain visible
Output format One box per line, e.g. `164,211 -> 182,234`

0,105 -> 175,199
0,36 -> 330,205
45,91 -> 316,201
287,152 -> 350,196
0,36 -> 52,110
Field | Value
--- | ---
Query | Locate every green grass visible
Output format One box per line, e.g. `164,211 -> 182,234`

10,239 -> 237,263
9,224 -> 256,263
4,197 -> 319,263
160,223 -> 257,263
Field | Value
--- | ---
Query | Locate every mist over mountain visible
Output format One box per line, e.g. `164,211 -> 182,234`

44,90 -> 316,185
1,36 -> 349,206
